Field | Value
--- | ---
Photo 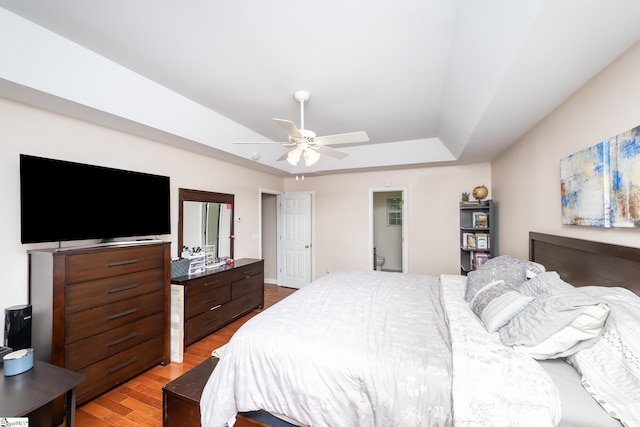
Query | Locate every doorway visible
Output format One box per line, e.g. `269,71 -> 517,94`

370,188 -> 407,272
260,190 -> 279,285
260,190 -> 314,288
279,191 -> 313,288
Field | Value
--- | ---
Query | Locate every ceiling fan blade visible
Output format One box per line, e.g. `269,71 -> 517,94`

315,131 -> 369,146
234,141 -> 289,144
314,145 -> 349,160
273,118 -> 302,138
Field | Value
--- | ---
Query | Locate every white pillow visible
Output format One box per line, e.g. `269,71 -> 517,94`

525,261 -> 546,279
513,302 -> 609,359
480,291 -> 535,332
567,286 -> 640,426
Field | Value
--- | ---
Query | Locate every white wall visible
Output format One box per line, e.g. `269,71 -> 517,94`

493,39 -> 640,258
284,163 -> 492,277
0,97 -> 283,344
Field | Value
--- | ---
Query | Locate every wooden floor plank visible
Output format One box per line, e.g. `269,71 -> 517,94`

73,284 -> 296,426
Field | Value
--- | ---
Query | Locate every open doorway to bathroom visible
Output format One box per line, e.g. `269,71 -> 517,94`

370,188 -> 407,273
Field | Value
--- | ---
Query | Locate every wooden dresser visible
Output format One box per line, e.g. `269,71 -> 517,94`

28,241 -> 171,405
171,258 -> 264,346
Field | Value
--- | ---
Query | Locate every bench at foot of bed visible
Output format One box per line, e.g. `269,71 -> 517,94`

162,357 -> 279,427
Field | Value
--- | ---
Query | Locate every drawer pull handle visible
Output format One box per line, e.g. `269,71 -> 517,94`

107,283 -> 138,294
242,269 -> 254,275
209,304 -> 222,311
204,316 -> 220,325
107,308 -> 138,320
107,332 -> 138,347
108,258 -> 138,267
107,356 -> 138,374
204,280 -> 220,287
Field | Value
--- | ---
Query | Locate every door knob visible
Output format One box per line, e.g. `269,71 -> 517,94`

305,244 -> 312,248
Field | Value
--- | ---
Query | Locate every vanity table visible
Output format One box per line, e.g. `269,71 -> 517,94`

171,259 -> 264,346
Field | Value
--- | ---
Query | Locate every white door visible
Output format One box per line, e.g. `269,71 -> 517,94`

280,192 -> 312,288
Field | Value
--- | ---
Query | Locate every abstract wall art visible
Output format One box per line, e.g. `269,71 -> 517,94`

560,141 -> 610,227
560,123 -> 640,228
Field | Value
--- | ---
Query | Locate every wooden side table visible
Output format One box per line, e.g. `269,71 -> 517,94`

0,360 -> 84,426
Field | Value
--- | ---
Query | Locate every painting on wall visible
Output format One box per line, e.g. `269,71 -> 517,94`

560,141 -> 610,227
560,123 -> 640,228
610,125 -> 640,227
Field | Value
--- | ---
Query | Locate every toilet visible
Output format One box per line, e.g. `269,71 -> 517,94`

375,255 -> 385,271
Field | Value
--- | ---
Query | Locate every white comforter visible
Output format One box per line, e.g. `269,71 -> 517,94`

200,271 -> 562,427
201,271 -> 452,426
441,274 -> 561,426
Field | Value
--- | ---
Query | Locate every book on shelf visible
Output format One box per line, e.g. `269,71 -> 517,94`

472,212 -> 489,228
476,233 -> 489,250
473,252 -> 490,269
462,232 -> 476,249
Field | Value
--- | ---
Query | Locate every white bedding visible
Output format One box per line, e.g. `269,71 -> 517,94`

200,271 -> 563,427
201,271 -> 452,426
441,274 -> 561,426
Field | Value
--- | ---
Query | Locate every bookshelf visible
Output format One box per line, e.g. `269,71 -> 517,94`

459,200 -> 496,275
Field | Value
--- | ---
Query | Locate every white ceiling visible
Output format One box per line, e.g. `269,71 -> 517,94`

2,0 -> 640,176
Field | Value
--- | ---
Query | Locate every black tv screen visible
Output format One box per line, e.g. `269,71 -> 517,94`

20,154 -> 171,244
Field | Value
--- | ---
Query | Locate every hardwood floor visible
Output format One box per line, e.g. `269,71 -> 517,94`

74,284 -> 297,427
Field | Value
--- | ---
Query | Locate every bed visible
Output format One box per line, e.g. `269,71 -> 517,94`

200,232 -> 640,427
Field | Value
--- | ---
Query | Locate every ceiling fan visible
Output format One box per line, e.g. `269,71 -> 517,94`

236,90 -> 369,166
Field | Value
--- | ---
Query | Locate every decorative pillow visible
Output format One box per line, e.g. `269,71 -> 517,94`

479,291 -> 535,333
567,286 -> 640,426
470,279 -> 514,314
525,261 -> 546,279
477,255 -> 546,280
500,271 -> 609,359
465,266 -> 526,302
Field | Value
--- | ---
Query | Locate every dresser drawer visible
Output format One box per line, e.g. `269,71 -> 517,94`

66,269 -> 164,315
228,262 -> 264,283
65,290 -> 164,343
185,284 -> 231,319
185,304 -> 233,345
76,335 -> 164,403
65,312 -> 164,371
181,271 -> 232,297
231,273 -> 264,299
65,244 -> 165,283
226,289 -> 263,320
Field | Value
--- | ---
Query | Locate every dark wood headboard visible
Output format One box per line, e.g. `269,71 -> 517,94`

529,232 -> 640,295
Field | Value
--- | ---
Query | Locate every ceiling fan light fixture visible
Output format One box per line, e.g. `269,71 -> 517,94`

234,90 -> 366,167
286,147 -> 302,166
303,148 -> 320,166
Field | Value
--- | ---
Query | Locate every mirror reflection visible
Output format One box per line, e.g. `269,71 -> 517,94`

178,188 -> 234,261
182,201 -> 232,258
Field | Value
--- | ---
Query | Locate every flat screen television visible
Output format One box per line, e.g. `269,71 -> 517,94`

20,154 -> 171,244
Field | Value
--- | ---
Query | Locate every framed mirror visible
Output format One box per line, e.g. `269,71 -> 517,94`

178,188 -> 234,260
